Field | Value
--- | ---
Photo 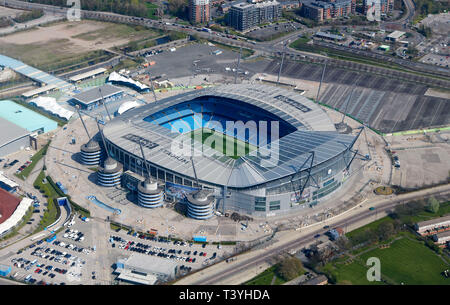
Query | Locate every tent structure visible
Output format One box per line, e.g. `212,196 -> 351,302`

29,96 -> 74,121
108,72 -> 150,92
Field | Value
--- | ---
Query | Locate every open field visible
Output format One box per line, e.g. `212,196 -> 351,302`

0,20 -> 160,72
190,128 -> 257,159
322,233 -> 449,285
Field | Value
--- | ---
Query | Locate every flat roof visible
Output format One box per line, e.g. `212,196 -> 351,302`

387,31 -> 405,39
117,253 -> 177,277
0,100 -> 57,133
69,68 -> 107,82
116,269 -> 158,285
71,84 -> 123,106
0,117 -> 30,151
316,31 -> 345,40
22,84 -> 58,98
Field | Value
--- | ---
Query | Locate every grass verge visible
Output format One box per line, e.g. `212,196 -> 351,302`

15,141 -> 50,181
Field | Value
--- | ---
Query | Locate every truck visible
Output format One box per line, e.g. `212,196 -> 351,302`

202,27 -> 212,33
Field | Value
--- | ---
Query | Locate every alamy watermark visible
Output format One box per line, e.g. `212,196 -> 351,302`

169,113 -> 280,168
366,257 -> 381,282
366,0 -> 382,22
67,0 -> 81,21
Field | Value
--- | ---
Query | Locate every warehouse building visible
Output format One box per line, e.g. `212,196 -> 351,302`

69,84 -> 124,110
0,117 -> 30,157
114,254 -> 178,285
0,100 -> 57,134
415,215 -> 450,235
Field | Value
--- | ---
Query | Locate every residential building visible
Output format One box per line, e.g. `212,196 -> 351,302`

415,215 -> 450,235
301,0 -> 354,22
189,0 -> 211,23
228,0 -> 282,31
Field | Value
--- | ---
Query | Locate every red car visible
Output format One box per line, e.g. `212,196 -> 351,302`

203,252 -> 207,257
34,268 -> 41,273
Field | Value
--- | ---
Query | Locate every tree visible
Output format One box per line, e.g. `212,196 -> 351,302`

426,196 -> 440,214
377,222 -> 394,241
167,0 -> 188,19
276,256 -> 304,281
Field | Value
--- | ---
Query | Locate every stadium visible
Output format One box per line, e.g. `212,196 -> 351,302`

102,84 -> 358,217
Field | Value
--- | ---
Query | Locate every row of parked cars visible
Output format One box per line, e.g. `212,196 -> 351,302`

16,160 -> 32,174
63,229 -> 85,242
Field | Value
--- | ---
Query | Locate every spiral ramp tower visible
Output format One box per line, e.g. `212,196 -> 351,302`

186,189 -> 215,220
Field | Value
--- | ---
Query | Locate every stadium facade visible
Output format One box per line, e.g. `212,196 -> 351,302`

102,84 -> 357,217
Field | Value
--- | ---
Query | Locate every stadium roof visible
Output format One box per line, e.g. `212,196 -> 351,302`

71,84 -> 123,106
0,117 -> 30,152
104,84 -> 355,188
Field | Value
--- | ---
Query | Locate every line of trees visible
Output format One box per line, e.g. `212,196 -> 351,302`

25,0 -> 159,19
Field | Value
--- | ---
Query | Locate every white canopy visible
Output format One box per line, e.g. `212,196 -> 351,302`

30,96 -> 74,121
117,101 -> 141,115
108,71 -> 150,91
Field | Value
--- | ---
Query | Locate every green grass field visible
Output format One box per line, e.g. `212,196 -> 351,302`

322,232 -> 450,285
190,128 -> 257,159
244,265 -> 287,285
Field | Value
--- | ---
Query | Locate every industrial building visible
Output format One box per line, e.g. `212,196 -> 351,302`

228,0 -> 282,31
0,188 -> 33,237
385,30 -> 406,42
315,31 -> 346,41
189,0 -> 211,24
102,84 -> 358,218
415,215 -> 450,235
0,100 -> 57,134
68,84 -> 124,110
114,254 -> 178,285
0,117 -> 30,157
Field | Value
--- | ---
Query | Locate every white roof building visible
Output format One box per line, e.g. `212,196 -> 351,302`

115,253 -> 178,285
29,96 -> 74,121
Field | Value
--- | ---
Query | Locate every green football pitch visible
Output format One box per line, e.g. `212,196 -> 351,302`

190,128 -> 257,159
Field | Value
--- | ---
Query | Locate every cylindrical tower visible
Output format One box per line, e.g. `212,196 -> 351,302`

80,139 -> 101,165
137,177 -> 164,208
186,190 -> 215,220
97,157 -> 123,187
